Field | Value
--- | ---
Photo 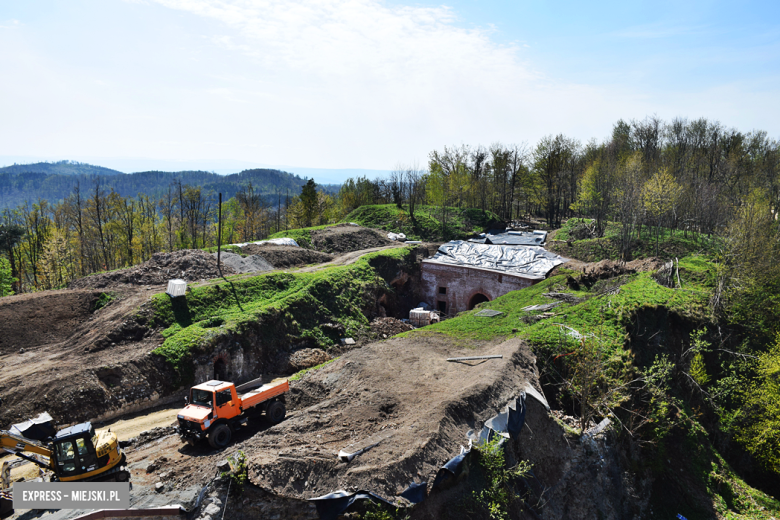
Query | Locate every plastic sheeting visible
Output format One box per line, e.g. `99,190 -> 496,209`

10,412 -> 55,441
469,230 -> 548,247
428,241 -> 564,278
309,489 -> 395,520
228,237 -> 300,248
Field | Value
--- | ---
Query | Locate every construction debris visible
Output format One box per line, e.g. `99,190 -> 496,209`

213,252 -> 274,274
522,301 -> 563,312
409,308 -> 440,327
542,292 -> 585,304
474,309 -> 503,317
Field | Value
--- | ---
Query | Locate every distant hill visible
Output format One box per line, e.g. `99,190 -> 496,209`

0,166 -> 340,209
0,160 -> 124,176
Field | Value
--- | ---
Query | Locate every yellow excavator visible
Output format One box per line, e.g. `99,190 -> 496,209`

1,417 -> 128,517
1,423 -> 128,482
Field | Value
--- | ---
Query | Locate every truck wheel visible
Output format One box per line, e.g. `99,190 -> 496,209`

266,401 -> 286,424
208,424 -> 231,449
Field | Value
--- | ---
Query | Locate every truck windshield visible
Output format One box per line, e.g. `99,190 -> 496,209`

191,389 -> 213,407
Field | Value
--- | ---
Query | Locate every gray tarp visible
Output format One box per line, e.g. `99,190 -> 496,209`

427,241 -> 564,278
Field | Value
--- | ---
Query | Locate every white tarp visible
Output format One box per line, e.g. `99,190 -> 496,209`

428,240 -> 564,278
229,237 -> 300,248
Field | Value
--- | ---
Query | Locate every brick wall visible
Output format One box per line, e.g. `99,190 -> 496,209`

420,261 -> 539,315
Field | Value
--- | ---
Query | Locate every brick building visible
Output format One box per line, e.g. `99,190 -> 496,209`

419,240 -> 564,316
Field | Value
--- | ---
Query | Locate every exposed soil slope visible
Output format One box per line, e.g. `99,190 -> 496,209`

69,250 -> 235,290
309,224 -> 393,253
0,289 -> 104,354
245,334 -> 536,500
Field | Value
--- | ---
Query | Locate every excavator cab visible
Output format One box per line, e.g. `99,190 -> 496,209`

50,422 -> 126,481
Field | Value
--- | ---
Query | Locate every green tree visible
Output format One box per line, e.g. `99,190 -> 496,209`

641,168 -> 682,255
0,256 -> 16,297
300,179 -> 318,227
735,334 -> 780,473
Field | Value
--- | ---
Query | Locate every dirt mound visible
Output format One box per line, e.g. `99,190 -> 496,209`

577,257 -> 665,288
370,317 -> 414,338
0,290 -> 104,354
214,251 -> 274,273
310,224 -> 393,253
69,250 -> 235,289
286,348 -> 331,372
240,244 -> 334,268
243,334 -> 536,501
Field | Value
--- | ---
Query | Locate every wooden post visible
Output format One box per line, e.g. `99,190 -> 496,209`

217,193 -> 222,272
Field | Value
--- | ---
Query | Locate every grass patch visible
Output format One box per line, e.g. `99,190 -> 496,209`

91,292 -> 118,312
150,246 -> 418,385
288,358 -> 339,381
344,204 -> 502,241
550,218 -> 720,262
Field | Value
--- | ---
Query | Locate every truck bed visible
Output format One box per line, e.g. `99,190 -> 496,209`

238,379 -> 289,410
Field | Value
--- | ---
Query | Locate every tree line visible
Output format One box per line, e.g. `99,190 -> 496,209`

1,116 -> 778,294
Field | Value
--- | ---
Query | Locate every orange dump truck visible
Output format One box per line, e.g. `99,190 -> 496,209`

176,378 -> 289,448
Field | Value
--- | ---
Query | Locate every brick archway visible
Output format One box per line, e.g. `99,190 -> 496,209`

213,353 -> 229,381
468,292 -> 490,310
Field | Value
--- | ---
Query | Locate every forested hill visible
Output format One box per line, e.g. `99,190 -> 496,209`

0,160 -> 123,176
0,167 -> 334,209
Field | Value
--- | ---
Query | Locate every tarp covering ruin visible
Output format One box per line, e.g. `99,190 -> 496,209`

427,240 -> 564,278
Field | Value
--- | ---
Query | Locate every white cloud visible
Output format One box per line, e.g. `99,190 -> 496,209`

120,0 -> 649,167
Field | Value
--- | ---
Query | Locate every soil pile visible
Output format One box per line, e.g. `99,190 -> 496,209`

213,252 -> 274,274
0,290 -> 104,354
243,335 -> 537,500
370,317 -> 414,338
310,224 -> 393,253
578,257 -> 665,288
240,244 -> 333,268
69,250 -> 235,289
286,348 -> 331,372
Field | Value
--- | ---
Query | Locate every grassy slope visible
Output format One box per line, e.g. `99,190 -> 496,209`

149,246 -> 416,383
550,218 -> 720,261
269,205 -> 502,247
399,252 -> 779,519
344,204 -> 502,241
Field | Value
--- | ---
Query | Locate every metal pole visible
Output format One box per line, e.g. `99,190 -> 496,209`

446,355 -> 503,362
217,193 -> 222,272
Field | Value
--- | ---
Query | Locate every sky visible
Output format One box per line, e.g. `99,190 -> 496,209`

1,0 -> 779,181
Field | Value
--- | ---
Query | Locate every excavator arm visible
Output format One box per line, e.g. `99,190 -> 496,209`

0,430 -> 53,460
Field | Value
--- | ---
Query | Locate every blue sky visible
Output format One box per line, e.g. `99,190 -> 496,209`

1,0 -> 778,180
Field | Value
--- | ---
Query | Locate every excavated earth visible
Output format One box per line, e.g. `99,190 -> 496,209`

246,334 -> 537,500
240,244 -> 334,268
68,250 -> 235,289
309,224 -> 394,253
1,245 -> 659,519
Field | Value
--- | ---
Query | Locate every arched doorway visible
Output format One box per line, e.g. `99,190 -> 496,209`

468,293 -> 490,310
214,358 -> 227,381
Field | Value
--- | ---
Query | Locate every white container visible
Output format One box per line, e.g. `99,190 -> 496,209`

410,307 -> 433,327
166,279 -> 187,297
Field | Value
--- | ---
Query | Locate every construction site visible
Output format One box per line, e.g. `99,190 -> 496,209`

0,222 -> 736,519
